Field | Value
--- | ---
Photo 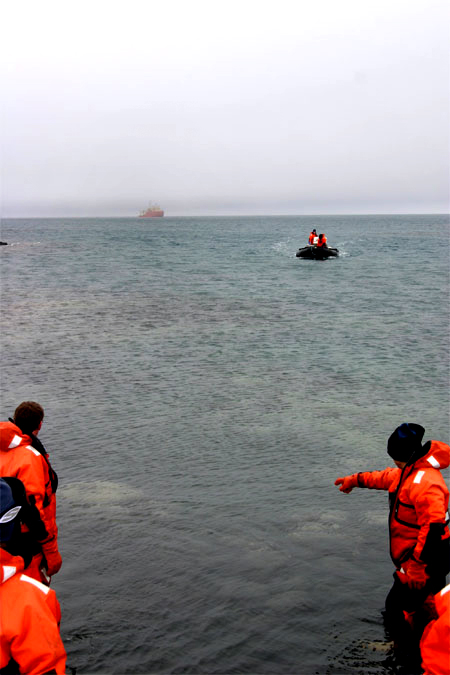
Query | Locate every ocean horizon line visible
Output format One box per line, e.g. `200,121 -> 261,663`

2,211 -> 449,220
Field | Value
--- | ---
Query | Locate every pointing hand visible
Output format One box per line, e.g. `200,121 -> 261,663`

334,474 -> 360,493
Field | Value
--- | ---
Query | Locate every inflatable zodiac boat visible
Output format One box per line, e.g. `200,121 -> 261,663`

296,245 -> 339,260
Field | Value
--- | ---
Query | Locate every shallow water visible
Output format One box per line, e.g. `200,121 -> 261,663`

1,214 -> 449,673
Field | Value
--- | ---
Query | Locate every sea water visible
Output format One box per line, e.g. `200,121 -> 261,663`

0,214 -> 449,674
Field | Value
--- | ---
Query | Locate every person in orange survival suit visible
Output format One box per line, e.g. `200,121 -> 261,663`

11,402 -> 59,542
316,233 -> 328,247
420,583 -> 450,675
0,405 -> 61,585
308,229 -> 317,244
334,423 -> 450,645
0,477 -> 67,675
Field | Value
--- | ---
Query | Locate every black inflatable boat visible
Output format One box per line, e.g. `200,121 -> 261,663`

296,245 -> 339,260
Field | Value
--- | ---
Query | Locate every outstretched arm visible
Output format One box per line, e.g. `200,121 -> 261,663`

335,467 -> 399,493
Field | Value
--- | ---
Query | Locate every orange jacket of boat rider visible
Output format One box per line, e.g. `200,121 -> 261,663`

355,440 -> 450,571
0,421 -> 61,581
0,548 -> 67,674
316,234 -> 327,247
308,231 -> 317,244
420,583 -> 450,675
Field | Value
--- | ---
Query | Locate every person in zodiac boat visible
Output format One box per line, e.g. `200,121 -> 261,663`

316,233 -> 328,248
308,229 -> 318,244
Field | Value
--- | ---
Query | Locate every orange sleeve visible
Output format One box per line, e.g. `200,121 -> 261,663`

358,467 -> 400,490
16,450 -> 48,518
19,450 -> 57,542
15,450 -> 61,574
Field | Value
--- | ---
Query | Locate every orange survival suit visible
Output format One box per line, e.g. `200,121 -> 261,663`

354,440 -> 450,586
308,231 -> 317,244
316,234 -> 327,247
420,583 -> 450,675
0,421 -> 61,584
0,548 -> 67,674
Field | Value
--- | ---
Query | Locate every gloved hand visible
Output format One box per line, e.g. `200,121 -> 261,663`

42,541 -> 62,576
404,559 -> 428,590
334,474 -> 360,493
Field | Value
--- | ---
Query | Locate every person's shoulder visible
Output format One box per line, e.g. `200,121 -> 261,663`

409,465 -> 448,492
3,573 -> 53,604
18,573 -> 52,595
12,442 -> 46,465
2,573 -> 57,621
4,444 -> 49,487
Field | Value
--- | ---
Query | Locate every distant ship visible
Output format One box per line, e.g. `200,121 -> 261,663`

139,204 -> 164,218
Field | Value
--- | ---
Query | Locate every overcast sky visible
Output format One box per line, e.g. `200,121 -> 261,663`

1,0 -> 449,216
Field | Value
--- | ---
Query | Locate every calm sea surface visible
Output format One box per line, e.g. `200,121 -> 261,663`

1,214 -> 449,674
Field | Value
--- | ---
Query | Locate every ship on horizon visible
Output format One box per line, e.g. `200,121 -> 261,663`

139,203 -> 164,218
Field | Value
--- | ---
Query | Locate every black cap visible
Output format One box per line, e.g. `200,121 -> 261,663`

387,423 -> 425,462
0,479 -> 22,542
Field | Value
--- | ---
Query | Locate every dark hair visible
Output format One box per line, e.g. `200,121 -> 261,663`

13,401 -> 44,435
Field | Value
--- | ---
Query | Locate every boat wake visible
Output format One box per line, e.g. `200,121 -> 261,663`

271,240 -> 295,256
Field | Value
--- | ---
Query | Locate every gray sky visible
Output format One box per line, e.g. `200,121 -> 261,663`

1,0 -> 449,217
